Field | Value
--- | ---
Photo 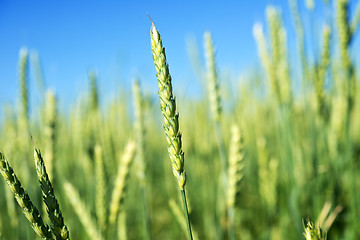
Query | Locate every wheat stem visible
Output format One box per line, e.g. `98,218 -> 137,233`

181,190 -> 193,240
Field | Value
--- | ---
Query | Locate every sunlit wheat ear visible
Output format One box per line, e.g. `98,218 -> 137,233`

33,145 -> 70,240
303,219 -> 327,240
64,182 -> 103,240
227,125 -> 245,208
204,32 -> 222,122
0,152 -> 52,239
109,140 -> 136,225
150,20 -> 193,240
150,22 -> 186,190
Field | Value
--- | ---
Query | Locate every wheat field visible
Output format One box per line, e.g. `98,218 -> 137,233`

1,1 -> 360,239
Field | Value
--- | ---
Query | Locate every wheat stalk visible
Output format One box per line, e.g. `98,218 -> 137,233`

169,199 -> 199,240
33,144 -> 70,240
150,20 -> 193,240
0,151 -> 52,239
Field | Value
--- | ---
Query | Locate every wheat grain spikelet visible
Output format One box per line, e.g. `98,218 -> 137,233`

227,125 -> 245,208
0,152 -> 52,239
150,22 -> 186,190
33,145 -> 70,239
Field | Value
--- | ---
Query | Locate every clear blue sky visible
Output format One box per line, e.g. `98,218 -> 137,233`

0,0 -> 359,113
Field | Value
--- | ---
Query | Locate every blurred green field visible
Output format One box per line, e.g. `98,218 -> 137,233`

1,0 -> 360,239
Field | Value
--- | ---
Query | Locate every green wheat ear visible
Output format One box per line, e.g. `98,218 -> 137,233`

150,21 -> 186,190
0,152 -> 52,239
150,20 -> 193,240
33,143 -> 70,240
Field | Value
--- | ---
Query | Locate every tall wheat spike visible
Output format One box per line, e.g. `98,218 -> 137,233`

0,152 -> 52,239
227,125 -> 245,206
150,20 -> 193,240
227,125 -> 245,240
33,144 -> 70,240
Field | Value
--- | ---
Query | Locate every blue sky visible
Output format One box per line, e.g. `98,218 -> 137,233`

0,0 -> 359,113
